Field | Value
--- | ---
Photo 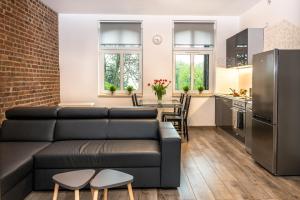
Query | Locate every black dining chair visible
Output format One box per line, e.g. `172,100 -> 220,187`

161,93 -> 185,121
164,95 -> 191,141
131,94 -> 137,106
131,93 -> 140,106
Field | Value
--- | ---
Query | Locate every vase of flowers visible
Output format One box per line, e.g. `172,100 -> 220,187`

148,79 -> 171,102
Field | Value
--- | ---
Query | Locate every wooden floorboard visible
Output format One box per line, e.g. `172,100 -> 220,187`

25,127 -> 300,200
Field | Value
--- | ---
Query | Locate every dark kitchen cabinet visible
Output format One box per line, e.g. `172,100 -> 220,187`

226,36 -> 236,68
245,103 -> 253,154
226,28 -> 263,68
235,29 -> 248,66
215,97 -> 223,126
215,96 -> 233,132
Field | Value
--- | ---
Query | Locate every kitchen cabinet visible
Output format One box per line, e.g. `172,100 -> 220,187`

215,97 -> 223,126
215,96 -> 233,132
235,29 -> 248,66
245,103 -> 253,154
226,28 -> 263,68
226,36 -> 236,68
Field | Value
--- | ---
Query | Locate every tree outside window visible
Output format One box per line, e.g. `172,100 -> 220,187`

175,53 -> 210,92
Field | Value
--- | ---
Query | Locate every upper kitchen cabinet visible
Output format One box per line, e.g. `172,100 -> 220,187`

226,28 -> 264,68
226,36 -> 236,67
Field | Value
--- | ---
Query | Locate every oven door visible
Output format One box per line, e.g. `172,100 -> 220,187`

232,107 -> 246,138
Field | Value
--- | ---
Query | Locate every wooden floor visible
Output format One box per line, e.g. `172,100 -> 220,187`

26,127 -> 300,200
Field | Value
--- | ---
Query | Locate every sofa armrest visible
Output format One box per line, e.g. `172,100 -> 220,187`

159,122 -> 181,188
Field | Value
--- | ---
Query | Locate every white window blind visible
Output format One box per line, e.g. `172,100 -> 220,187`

174,22 -> 215,48
100,22 -> 142,48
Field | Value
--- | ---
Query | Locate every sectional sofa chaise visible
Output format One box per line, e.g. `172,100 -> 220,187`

0,107 -> 181,200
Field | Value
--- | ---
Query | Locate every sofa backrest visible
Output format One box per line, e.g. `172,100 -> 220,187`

54,107 -> 109,140
108,107 -> 159,139
0,107 -> 59,142
1,106 -> 159,141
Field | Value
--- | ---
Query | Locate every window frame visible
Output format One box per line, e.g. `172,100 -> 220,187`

99,49 -> 143,95
172,50 -> 213,94
172,20 -> 215,95
98,21 -> 143,96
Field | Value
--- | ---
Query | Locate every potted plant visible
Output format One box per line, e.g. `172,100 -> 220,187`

109,85 -> 116,95
148,79 -> 171,101
183,85 -> 190,94
126,86 -> 134,95
198,86 -> 204,94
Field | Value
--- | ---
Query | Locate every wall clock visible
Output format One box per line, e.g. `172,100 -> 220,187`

152,34 -> 163,45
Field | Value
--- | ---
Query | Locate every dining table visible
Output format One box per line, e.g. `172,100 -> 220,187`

138,99 -> 181,108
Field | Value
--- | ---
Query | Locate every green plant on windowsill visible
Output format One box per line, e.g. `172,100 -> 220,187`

109,85 -> 116,95
126,86 -> 134,95
183,85 -> 190,94
198,86 -> 204,94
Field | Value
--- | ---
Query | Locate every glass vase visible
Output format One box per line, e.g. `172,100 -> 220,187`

156,92 -> 163,103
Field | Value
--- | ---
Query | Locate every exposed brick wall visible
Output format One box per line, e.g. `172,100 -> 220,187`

0,0 -> 59,122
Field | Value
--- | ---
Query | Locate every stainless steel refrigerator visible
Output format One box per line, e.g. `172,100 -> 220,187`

252,49 -> 300,175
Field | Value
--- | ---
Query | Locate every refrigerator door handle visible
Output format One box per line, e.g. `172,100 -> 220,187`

253,115 -> 273,125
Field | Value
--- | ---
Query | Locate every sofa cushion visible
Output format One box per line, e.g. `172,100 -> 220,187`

108,119 -> 159,139
5,107 -> 59,120
0,142 -> 50,195
101,140 -> 161,167
58,107 -> 109,119
54,119 -> 109,140
34,140 -> 161,169
0,120 -> 56,142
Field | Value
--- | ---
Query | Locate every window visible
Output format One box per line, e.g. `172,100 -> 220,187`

174,53 -> 210,90
99,21 -> 142,94
173,21 -> 214,93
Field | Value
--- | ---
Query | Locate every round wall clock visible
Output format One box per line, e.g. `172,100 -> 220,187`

152,34 -> 163,45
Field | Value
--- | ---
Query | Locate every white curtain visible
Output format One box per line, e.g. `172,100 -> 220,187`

174,22 -> 214,47
100,22 -> 141,46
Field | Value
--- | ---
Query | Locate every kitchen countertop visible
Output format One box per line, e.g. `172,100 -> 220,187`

215,93 -> 252,103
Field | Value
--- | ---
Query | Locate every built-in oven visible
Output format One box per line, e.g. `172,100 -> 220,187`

232,100 -> 246,142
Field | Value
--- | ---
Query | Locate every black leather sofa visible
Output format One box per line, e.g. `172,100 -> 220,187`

0,107 -> 181,200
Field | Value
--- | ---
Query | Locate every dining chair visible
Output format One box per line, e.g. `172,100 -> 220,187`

161,93 -> 185,121
164,95 -> 191,141
131,94 -> 137,106
182,95 -> 191,141
131,94 -> 140,106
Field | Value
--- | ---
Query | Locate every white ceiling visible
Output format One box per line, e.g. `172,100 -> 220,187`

40,0 -> 262,16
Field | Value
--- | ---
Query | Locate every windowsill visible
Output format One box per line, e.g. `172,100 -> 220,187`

98,93 -> 143,98
98,93 -> 213,98
172,92 -> 214,97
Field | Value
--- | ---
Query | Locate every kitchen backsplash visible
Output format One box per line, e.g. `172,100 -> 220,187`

238,68 -> 252,92
215,67 -> 252,95
264,20 -> 300,51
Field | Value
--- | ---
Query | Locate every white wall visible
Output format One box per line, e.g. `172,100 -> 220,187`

240,0 -> 300,51
59,14 -> 239,126
240,0 -> 300,28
